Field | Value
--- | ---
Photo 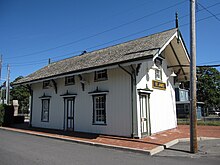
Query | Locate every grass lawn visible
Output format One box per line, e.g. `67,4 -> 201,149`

178,119 -> 220,126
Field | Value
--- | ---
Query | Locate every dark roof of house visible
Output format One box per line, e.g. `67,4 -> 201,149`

14,28 -> 178,85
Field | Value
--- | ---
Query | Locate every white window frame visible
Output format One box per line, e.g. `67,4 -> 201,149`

93,95 -> 106,125
155,69 -> 162,80
154,58 -> 162,81
41,99 -> 50,122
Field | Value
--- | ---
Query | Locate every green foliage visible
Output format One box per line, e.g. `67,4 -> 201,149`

10,76 -> 30,114
197,67 -> 220,109
0,104 -> 5,126
177,119 -> 220,126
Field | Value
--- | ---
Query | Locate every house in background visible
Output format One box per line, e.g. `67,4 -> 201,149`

175,88 -> 205,119
14,28 -> 190,138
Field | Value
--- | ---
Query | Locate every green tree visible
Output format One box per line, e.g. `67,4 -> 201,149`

10,76 -> 30,114
197,67 -> 220,110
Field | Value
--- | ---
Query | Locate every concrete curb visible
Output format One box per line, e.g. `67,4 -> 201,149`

149,146 -> 164,155
164,139 -> 179,148
0,127 -> 152,155
178,137 -> 220,142
1,127 -> 219,156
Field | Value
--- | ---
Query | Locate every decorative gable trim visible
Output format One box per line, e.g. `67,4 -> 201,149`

60,90 -> 77,98
88,87 -> 109,95
39,93 -> 51,99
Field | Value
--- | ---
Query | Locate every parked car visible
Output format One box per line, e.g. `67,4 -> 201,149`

208,109 -> 220,116
216,111 -> 220,116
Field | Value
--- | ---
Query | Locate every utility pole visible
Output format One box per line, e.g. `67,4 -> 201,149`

0,54 -> 2,80
0,55 -> 2,104
190,0 -> 198,153
6,64 -> 10,105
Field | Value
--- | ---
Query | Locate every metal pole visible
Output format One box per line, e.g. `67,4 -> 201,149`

0,55 -> 2,104
0,54 -> 2,80
190,0 -> 198,153
6,64 -> 10,105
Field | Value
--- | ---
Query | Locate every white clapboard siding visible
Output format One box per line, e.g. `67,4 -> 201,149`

31,67 -> 132,137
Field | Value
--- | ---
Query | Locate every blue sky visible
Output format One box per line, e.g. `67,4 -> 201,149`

0,0 -> 219,82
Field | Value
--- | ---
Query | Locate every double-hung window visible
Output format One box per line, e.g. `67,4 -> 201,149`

155,69 -> 162,80
65,76 -> 75,85
154,59 -> 162,81
93,95 -> 106,125
41,99 -> 50,122
94,69 -> 108,81
43,80 -> 51,89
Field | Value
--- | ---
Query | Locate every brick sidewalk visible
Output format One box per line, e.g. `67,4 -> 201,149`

1,124 -> 220,155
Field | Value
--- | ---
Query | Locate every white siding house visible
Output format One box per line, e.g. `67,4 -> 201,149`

14,28 -> 190,138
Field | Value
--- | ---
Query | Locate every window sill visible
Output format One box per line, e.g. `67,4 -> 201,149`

94,78 -> 108,82
41,120 -> 49,123
65,83 -> 75,86
92,123 -> 107,126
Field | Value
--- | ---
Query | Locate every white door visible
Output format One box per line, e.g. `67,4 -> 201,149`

140,95 -> 149,135
65,98 -> 75,131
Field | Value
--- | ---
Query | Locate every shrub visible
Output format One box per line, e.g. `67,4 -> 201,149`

0,104 -> 5,126
0,104 -> 14,126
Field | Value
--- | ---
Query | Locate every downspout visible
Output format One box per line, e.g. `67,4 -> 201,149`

118,64 -> 135,138
27,84 -> 33,127
130,65 -> 139,137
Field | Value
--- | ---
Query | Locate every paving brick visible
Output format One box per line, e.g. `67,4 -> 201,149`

1,124 -> 220,152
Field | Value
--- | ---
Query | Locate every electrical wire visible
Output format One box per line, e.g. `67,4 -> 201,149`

3,13 -> 220,67
5,12 -> 220,68
4,0 -> 188,60
199,60 -> 220,65
6,1 -> 220,66
197,64 -> 220,67
4,3 -> 220,68
180,12 -> 220,27
197,2 -> 220,22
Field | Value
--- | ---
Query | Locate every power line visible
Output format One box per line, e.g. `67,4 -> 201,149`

86,20 -> 174,52
2,51 -> 83,67
199,60 -> 220,65
3,21 -> 174,67
4,0 -> 187,60
6,1 -> 220,66
108,0 -> 154,18
4,1 -> 220,66
3,2 -> 220,68
197,64 -> 220,67
5,51 -> 82,65
197,2 -> 220,22
5,12 -> 220,68
180,12 -> 220,27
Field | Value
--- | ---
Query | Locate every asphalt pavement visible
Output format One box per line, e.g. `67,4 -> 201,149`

0,129 -> 220,165
156,139 -> 220,158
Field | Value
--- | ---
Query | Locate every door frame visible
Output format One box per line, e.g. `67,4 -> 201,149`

63,97 -> 75,131
139,92 -> 151,137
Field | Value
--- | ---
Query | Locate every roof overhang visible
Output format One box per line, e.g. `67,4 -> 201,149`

13,55 -> 153,86
154,31 -> 190,82
153,31 -> 178,61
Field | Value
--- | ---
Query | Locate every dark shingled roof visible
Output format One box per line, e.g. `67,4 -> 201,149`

14,28 -> 177,85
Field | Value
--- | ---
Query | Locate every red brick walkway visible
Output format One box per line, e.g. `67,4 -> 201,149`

1,125 -> 220,152
88,125 -> 220,150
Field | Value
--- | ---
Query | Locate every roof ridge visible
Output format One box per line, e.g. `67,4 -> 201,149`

14,28 -> 178,85
50,28 -> 177,65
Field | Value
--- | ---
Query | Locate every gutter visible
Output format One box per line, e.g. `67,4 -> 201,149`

13,55 -> 154,86
27,85 -> 33,127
